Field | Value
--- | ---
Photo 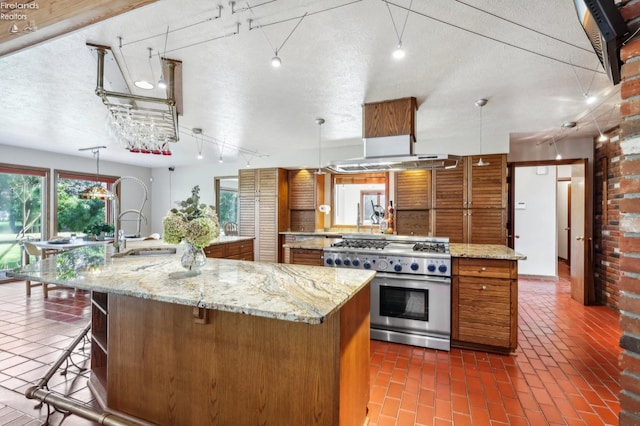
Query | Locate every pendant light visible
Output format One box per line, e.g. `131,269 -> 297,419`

552,136 -> 562,160
315,118 -> 325,175
474,98 -> 489,167
78,146 -> 114,200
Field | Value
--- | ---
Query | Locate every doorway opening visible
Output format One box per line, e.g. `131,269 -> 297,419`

509,159 -> 593,305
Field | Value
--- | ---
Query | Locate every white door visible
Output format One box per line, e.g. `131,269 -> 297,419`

570,162 -> 588,304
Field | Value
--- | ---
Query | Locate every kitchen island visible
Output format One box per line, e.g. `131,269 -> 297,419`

9,242 -> 375,426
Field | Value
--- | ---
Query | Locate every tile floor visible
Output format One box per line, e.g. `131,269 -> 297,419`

0,265 -> 621,426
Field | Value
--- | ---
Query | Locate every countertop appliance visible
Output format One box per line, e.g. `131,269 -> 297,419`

323,234 -> 451,351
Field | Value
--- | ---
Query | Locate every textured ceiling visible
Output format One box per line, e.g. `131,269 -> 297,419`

0,0 -> 621,168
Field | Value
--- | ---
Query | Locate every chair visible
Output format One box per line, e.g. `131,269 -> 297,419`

22,241 -> 43,297
223,222 -> 238,236
23,241 -> 71,298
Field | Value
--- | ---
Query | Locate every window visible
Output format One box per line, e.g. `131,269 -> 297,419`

215,177 -> 238,234
332,173 -> 388,227
55,170 -> 119,238
0,164 -> 48,274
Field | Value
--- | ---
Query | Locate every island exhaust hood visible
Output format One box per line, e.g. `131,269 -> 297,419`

327,97 -> 460,173
327,134 -> 461,173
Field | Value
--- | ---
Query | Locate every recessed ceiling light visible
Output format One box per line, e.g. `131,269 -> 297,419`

134,80 -> 154,90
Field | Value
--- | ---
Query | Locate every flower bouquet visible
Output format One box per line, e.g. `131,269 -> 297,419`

163,185 -> 219,275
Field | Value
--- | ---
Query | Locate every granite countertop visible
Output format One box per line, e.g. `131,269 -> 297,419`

283,238 -> 341,249
282,237 -> 526,261
450,243 -> 526,260
7,243 -> 375,325
207,235 -> 254,245
280,231 -> 344,237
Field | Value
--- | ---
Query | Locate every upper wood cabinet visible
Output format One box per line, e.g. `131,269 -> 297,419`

395,169 -> 431,209
432,154 -> 506,209
288,169 -> 325,232
394,169 -> 431,236
430,154 -> 507,244
363,97 -> 417,140
239,168 -> 288,263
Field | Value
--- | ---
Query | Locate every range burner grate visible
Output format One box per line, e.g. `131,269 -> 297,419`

412,242 -> 447,254
331,239 -> 389,250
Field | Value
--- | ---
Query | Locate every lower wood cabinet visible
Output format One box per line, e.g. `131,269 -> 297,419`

451,257 -> 518,353
203,239 -> 254,261
290,248 -> 324,266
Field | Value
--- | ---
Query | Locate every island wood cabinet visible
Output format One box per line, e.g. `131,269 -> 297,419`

288,169 -> 325,232
90,286 -> 371,425
451,257 -> 518,353
203,239 -> 254,261
290,248 -> 325,266
394,169 -> 431,236
239,168 -> 289,262
431,154 -> 507,244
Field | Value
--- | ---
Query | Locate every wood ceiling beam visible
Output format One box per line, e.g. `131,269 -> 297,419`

0,0 -> 159,58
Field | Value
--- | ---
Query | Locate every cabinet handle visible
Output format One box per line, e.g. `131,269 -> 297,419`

481,285 -> 487,290
481,267 -> 487,271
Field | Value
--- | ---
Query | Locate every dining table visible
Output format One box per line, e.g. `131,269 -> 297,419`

31,238 -> 113,257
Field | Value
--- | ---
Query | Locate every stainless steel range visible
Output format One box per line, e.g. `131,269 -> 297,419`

324,234 -> 451,351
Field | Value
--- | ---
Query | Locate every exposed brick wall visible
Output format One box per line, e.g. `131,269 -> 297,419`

617,2 -> 640,422
594,133 -> 622,308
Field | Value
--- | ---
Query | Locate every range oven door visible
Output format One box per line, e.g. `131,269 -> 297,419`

370,272 -> 451,350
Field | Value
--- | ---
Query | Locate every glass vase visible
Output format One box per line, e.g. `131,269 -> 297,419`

179,241 -> 206,277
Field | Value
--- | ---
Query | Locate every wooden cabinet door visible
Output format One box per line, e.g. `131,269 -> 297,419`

290,248 -> 325,266
468,208 -> 506,245
432,209 -> 465,243
238,169 -> 256,239
395,169 -> 431,209
468,154 -> 506,209
455,276 -> 513,349
289,169 -> 316,210
432,157 -> 466,208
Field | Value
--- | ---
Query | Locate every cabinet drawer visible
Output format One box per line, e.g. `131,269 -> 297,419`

227,253 -> 254,261
226,241 -> 253,256
455,258 -> 516,279
291,248 -> 324,266
204,245 -> 226,258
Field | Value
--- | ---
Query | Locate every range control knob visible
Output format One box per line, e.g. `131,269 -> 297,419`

343,259 -> 351,266
394,264 -> 403,272
326,258 -> 334,266
377,260 -> 388,270
334,258 -> 342,266
410,263 -> 419,271
427,264 -> 436,272
438,264 -> 448,273
352,259 -> 360,267
363,261 -> 371,269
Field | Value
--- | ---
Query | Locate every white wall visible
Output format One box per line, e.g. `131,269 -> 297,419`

1,145 -> 153,237
514,166 -> 557,276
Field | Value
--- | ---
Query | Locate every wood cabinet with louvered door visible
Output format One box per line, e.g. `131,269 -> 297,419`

394,169 -> 431,236
238,168 -> 288,263
431,154 -> 507,244
452,257 -> 518,354
288,169 -> 324,232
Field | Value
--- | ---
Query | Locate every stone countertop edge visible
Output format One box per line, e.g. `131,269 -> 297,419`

283,237 -> 526,261
7,246 -> 375,325
449,243 -> 526,260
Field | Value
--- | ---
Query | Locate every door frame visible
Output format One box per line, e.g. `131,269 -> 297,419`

507,158 -> 594,304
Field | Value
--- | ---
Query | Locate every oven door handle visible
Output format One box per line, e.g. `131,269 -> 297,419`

374,272 -> 451,284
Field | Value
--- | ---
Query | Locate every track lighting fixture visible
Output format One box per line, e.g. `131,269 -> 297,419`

271,54 -> 282,67
551,137 -> 562,160
386,0 -> 413,60
193,128 -> 204,159
315,118 -> 325,175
